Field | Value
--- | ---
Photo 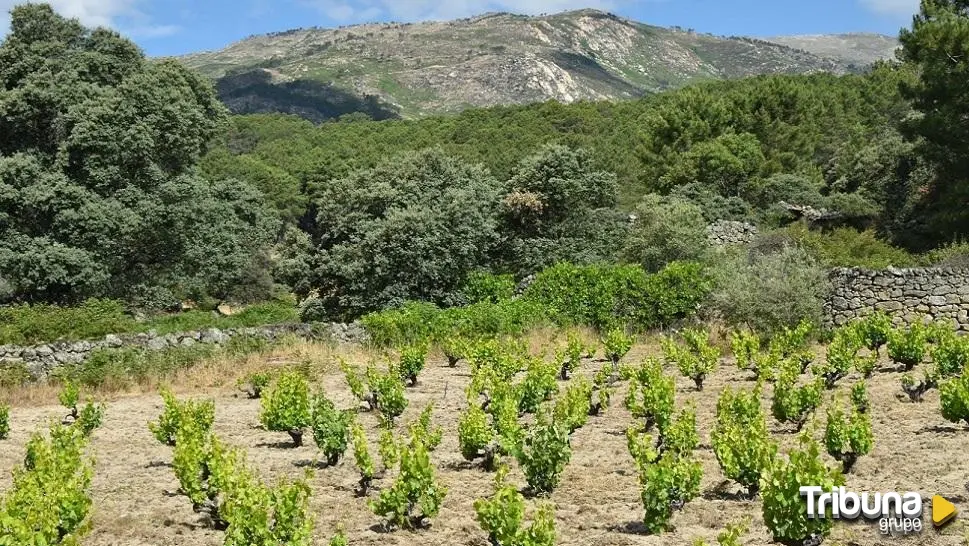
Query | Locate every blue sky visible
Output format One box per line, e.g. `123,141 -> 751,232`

0,0 -> 921,57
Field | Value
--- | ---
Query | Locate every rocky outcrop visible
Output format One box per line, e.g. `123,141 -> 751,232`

824,267 -> 969,329
706,220 -> 758,247
0,322 -> 368,381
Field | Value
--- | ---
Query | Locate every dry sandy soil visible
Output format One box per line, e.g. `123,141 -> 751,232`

2,337 -> 969,546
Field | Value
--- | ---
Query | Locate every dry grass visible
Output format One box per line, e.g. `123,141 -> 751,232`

1,334 -> 968,546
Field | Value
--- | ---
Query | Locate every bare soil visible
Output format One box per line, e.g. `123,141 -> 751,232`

2,340 -> 968,546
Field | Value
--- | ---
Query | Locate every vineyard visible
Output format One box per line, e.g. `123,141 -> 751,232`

2,315 -> 969,546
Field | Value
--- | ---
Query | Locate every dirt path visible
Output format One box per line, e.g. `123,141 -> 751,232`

1,344 -> 968,545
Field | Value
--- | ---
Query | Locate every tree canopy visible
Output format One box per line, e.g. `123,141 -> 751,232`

0,4 -> 275,304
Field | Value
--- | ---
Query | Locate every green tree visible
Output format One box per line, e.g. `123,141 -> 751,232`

898,0 -> 969,244
622,194 -> 710,272
497,144 -> 624,274
0,4 -> 274,304
310,148 -> 501,319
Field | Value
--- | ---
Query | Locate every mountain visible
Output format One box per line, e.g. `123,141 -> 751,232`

764,33 -> 900,67
180,9 -> 860,120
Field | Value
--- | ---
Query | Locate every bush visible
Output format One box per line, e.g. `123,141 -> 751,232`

824,403 -> 873,473
0,299 -> 131,345
552,377 -> 593,433
74,399 -> 105,437
515,415 -> 572,495
462,271 -> 516,304
589,365 -> 614,416
659,406 -> 699,457
398,344 -> 427,386
664,329 -> 720,391
761,435 -> 844,546
851,381 -> 870,413
940,372 -> 969,427
349,422 -> 375,495
0,402 -> 8,439
367,366 -> 408,425
458,404 -> 498,470
517,357 -> 559,414
622,194 -> 710,272
815,327 -> 865,388
638,452 -> 703,534
473,466 -> 556,546
770,366 -> 823,431
238,372 -> 272,399
932,331 -> 969,378
310,394 -> 351,465
854,311 -> 892,352
712,387 -> 776,496
624,359 -> 675,432
59,381 -> 81,420
408,404 -> 443,452
901,371 -> 937,403
222,474 -> 315,546
260,371 -> 312,446
148,390 -> 216,447
777,224 -> 918,268
360,302 -> 442,347
602,328 -> 634,365
730,330 -> 760,372
369,433 -> 447,529
558,332 -> 586,380
887,322 -> 927,370
706,245 -> 828,337
0,423 -> 94,544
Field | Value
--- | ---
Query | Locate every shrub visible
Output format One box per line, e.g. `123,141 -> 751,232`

148,390 -> 215,446
761,434 -> 844,546
659,406 -> 699,457
172,416 -> 214,512
517,357 -> 559,414
815,327 -> 864,388
238,372 -> 271,399
932,331 -> 969,378
0,402 -> 8,439
378,428 -> 400,472
221,474 -> 315,546
707,245 -> 828,337
74,398 -> 105,437
440,335 -> 469,368
712,387 -> 776,496
341,360 -> 375,410
730,330 -> 760,372
408,404 -> 443,452
349,422 -> 375,495
260,371 -> 312,447
602,328 -> 634,366
310,394 -> 352,466
940,372 -> 969,427
624,359 -> 675,432
0,299 -> 131,345
329,528 -> 349,546
458,404 -> 498,470
360,301 -> 441,347
851,381 -> 870,413
638,451 -> 703,534
462,271 -> 516,304
589,365 -> 614,416
559,332 -> 585,380
397,344 -> 428,387
887,322 -> 927,370
0,423 -> 94,544
473,466 -> 556,546
664,329 -> 719,391
824,403 -> 873,473
515,415 -> 572,495
552,377 -> 593,433
854,311 -> 892,352
58,381 -> 81,420
621,193 -> 710,272
369,433 -> 447,529
770,367 -> 823,431
367,366 -> 408,425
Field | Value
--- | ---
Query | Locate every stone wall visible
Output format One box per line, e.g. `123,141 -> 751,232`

825,267 -> 969,330
0,322 -> 368,381
706,220 -> 758,247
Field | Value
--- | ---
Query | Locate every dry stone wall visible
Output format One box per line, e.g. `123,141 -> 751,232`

825,267 -> 969,330
706,220 -> 758,247
0,322 -> 368,381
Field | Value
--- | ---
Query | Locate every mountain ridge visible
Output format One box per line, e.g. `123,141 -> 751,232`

178,9 -> 899,121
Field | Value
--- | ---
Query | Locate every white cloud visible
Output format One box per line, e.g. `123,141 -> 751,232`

858,0 -> 919,17
305,0 -> 624,23
0,0 -> 179,38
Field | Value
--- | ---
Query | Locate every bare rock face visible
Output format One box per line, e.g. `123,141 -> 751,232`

180,9 -> 857,120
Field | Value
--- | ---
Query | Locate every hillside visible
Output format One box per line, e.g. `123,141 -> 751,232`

765,33 -> 900,66
179,9 -> 855,120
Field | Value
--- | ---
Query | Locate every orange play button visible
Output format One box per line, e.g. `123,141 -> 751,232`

932,495 -> 957,527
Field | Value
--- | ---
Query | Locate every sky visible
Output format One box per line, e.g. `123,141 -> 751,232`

0,0 -> 921,57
